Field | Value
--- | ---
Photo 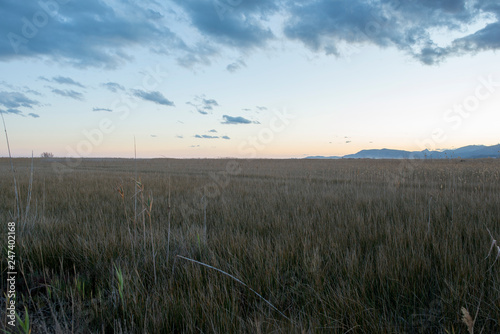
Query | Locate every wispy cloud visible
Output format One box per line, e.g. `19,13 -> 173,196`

52,89 -> 84,101
187,95 -> 219,114
222,135 -> 231,140
28,113 -> 40,118
102,82 -> 125,92
0,108 -> 22,115
221,115 -> 259,124
194,134 -> 219,139
39,76 -> 85,88
0,91 -> 40,109
132,89 -> 175,106
227,59 -> 247,73
93,107 -> 113,112
52,76 -> 85,88
208,129 -> 217,133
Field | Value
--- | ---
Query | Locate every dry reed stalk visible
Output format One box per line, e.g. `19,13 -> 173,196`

176,255 -> 291,322
23,151 -> 34,228
461,307 -> 474,334
1,112 -> 20,220
166,176 -> 171,270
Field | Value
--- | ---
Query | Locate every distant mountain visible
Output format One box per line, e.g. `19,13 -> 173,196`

305,144 -> 500,159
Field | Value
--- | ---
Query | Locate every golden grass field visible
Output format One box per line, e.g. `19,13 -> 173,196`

1,157 -> 499,333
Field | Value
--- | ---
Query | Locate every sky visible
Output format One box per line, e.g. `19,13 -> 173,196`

0,0 -> 499,159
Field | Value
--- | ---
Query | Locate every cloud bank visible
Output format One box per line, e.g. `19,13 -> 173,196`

1,0 -> 499,67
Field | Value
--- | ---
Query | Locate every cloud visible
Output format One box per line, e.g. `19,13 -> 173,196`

0,91 -> 40,109
28,113 -> 40,118
282,0 -> 500,64
176,135 -> 184,139
93,107 -> 113,112
24,88 -> 41,96
52,88 -> 84,101
1,0 -> 498,70
227,59 -> 246,72
0,108 -> 22,115
256,106 -> 267,111
132,89 -> 174,106
194,134 -> 219,139
187,95 -> 219,114
172,0 -> 276,49
221,115 -> 259,124
202,98 -> 219,110
208,129 -> 217,133
0,0 -> 186,68
52,76 -> 85,88
221,135 -> 231,140
102,82 -> 125,92
150,134 -> 157,138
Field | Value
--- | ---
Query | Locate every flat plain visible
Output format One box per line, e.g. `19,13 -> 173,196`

1,158 -> 499,333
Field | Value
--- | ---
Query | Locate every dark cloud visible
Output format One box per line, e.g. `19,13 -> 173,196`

172,0 -> 276,49
194,134 -> 219,139
221,135 -> 231,140
283,0 -> 500,64
52,88 -> 84,101
221,115 -> 259,124
0,0 -> 498,69
52,76 -> 85,88
0,0 -> 186,68
93,107 -> 113,112
132,89 -> 175,106
101,82 -> 125,92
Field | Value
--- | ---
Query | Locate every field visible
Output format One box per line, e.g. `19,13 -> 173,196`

1,157 -> 499,333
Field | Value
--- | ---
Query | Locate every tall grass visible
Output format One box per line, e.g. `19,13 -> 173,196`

0,158 -> 499,333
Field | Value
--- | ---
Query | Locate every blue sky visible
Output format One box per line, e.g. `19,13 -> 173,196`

0,0 -> 499,158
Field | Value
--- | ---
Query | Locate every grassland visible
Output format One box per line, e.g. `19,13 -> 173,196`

1,157 -> 499,333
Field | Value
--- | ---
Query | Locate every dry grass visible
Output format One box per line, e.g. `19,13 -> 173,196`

0,157 -> 499,333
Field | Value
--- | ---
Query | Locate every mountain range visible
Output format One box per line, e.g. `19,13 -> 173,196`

305,144 -> 500,159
